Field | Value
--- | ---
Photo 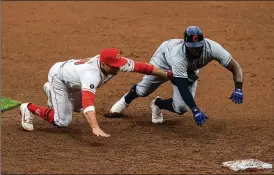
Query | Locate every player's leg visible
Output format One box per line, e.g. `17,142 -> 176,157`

43,82 -> 82,113
151,79 -> 198,123
20,102 -> 55,131
21,77 -> 73,130
69,91 -> 83,113
110,41 -> 168,114
110,74 -> 167,114
20,65 -> 73,131
43,82 -> 53,108
21,78 -> 73,131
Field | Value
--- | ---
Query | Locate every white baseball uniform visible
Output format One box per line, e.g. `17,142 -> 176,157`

48,55 -> 135,127
136,38 -> 232,114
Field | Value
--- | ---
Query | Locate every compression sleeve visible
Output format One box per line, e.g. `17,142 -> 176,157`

173,77 -> 197,110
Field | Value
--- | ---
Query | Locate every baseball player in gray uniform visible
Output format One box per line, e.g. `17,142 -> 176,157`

110,26 -> 244,126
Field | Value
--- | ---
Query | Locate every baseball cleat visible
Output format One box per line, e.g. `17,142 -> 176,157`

20,103 -> 34,131
110,93 -> 129,114
43,82 -> 53,108
151,96 -> 164,124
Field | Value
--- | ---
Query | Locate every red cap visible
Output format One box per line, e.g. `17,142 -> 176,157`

100,48 -> 127,68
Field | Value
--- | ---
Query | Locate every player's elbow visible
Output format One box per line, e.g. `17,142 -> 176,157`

226,58 -> 242,74
233,61 -> 243,76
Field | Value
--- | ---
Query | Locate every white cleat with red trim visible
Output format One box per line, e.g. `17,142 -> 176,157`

20,103 -> 34,131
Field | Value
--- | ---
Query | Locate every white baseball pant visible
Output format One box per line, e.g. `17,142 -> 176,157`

47,62 -> 82,127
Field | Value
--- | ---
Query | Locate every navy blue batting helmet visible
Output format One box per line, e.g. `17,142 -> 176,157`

184,26 -> 205,48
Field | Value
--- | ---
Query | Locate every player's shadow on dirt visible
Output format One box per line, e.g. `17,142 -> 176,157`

36,126 -> 105,147
104,113 -> 129,118
35,126 -> 72,134
133,118 -> 184,130
68,131 -> 106,147
132,114 -> 227,140
133,119 -> 182,127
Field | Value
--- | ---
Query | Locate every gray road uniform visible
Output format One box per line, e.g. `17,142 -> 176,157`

135,38 -> 232,114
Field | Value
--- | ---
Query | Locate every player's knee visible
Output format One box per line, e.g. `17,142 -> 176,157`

54,118 -> 72,127
136,91 -> 149,97
136,86 -> 150,97
54,113 -> 72,127
176,109 -> 188,115
53,122 -> 67,128
172,102 -> 188,115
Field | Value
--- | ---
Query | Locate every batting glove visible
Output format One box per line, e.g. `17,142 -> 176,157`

192,107 -> 208,126
229,89 -> 243,104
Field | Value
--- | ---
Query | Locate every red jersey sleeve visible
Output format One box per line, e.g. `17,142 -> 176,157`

82,91 -> 96,113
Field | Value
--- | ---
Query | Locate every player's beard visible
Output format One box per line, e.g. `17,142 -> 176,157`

109,67 -> 119,75
186,46 -> 203,59
101,64 -> 119,76
110,71 -> 118,75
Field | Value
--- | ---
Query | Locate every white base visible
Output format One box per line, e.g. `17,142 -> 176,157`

222,159 -> 272,171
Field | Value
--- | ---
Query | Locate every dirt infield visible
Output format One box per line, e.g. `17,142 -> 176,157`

2,1 -> 274,174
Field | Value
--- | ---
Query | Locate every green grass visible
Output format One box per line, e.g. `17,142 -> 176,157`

1,97 -> 21,112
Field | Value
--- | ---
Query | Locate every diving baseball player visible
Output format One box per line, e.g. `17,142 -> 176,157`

110,26 -> 244,126
20,48 -> 173,137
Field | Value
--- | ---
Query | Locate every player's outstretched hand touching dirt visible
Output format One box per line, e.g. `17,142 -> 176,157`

85,110 -> 110,138
92,127 -> 110,137
192,107 -> 208,126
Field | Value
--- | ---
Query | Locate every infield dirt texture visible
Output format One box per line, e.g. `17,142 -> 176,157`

2,1 -> 274,174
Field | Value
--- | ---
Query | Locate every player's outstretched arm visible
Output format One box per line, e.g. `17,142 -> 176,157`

132,61 -> 173,79
82,88 -> 110,137
226,58 -> 243,84
173,77 -> 208,126
84,111 -> 110,137
119,58 -> 173,79
225,58 -> 244,104
211,40 -> 244,104
151,66 -> 173,80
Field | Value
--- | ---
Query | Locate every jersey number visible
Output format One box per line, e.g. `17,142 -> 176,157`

74,58 -> 90,65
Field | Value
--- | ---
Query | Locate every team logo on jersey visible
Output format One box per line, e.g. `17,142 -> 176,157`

74,58 -> 90,65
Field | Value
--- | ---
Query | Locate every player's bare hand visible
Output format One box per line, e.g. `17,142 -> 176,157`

92,127 -> 110,137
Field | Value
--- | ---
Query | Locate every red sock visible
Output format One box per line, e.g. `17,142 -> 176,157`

27,103 -> 54,124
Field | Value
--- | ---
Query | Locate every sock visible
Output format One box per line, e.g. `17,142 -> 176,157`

27,103 -> 54,124
155,98 -> 177,113
124,84 -> 139,104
